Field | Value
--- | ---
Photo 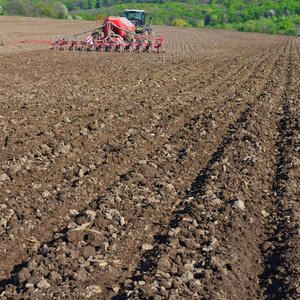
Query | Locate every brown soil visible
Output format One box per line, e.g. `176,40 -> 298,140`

0,16 -> 299,299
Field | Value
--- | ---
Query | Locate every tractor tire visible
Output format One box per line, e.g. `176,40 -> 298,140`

126,33 -> 135,44
92,29 -> 102,41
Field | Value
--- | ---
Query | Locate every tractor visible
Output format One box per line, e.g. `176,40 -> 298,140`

5,11 -> 164,53
123,9 -> 154,36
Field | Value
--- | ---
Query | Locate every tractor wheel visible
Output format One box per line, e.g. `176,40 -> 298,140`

126,33 -> 135,44
92,29 -> 101,41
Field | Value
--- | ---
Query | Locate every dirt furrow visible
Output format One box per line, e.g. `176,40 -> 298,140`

0,46 -> 274,296
0,37 -> 284,298
51,37 -> 296,298
0,35 -> 282,282
1,16 -> 299,300
0,34 -> 281,162
111,36 -> 292,299
259,36 -> 300,300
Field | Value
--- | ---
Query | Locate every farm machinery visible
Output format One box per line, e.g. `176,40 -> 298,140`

5,14 -> 165,53
123,9 -> 154,35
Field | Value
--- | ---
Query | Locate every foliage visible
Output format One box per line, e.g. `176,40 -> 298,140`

172,18 -> 187,27
54,3 -> 68,19
1,0 -> 300,35
73,14 -> 82,20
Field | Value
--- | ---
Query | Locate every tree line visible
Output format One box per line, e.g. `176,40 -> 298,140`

0,0 -> 299,36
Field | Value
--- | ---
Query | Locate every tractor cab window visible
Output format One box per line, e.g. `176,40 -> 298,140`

125,12 -> 142,21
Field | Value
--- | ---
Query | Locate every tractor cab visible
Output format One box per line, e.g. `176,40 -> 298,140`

124,9 -> 153,35
124,9 -> 146,27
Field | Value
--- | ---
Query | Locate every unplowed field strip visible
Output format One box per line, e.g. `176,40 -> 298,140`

0,16 -> 299,299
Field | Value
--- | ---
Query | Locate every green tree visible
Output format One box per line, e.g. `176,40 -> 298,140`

53,3 -> 68,19
279,20 -> 294,30
1,0 -> 299,36
5,0 -> 28,16
74,14 -> 82,20
243,20 -> 256,32
208,14 -> 219,26
41,5 -> 56,18
162,15 -> 171,26
88,0 -> 97,9
222,13 -> 228,24
152,16 -> 165,25
80,0 -> 89,10
257,17 -> 276,34
172,18 -> 187,27
234,15 -> 243,24
195,19 -> 204,28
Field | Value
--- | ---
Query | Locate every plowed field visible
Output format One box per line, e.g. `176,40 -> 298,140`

0,16 -> 299,299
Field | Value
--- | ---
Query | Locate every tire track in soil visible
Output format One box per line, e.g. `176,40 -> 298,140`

111,37 -> 293,299
0,36 -> 281,281
259,36 -> 300,300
